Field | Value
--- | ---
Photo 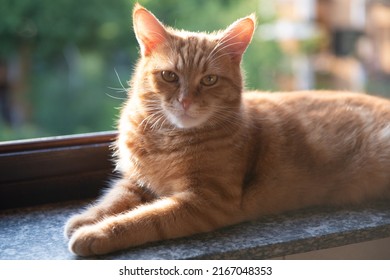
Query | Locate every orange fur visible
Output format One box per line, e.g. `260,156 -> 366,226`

65,5 -> 390,256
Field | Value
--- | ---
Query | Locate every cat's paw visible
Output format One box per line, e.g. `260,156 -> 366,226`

68,224 -> 117,257
64,213 -> 98,239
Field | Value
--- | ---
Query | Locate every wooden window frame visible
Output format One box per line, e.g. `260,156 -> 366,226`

0,131 -> 117,210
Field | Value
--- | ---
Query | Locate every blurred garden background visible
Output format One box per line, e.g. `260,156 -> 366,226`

0,0 -> 389,141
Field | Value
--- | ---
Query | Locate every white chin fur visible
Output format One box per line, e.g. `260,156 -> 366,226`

167,112 -> 208,129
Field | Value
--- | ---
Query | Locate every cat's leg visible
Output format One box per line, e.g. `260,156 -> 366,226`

68,191 -> 241,256
64,178 -> 154,239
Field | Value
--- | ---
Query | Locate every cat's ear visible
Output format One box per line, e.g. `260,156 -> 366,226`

133,4 -> 169,56
219,14 -> 256,62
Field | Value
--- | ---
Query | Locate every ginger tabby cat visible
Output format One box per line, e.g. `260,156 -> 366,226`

65,4 -> 390,256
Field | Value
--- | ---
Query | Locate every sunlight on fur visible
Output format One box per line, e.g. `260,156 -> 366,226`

65,4 -> 390,256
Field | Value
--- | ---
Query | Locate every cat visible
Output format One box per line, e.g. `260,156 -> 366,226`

64,3 -> 390,256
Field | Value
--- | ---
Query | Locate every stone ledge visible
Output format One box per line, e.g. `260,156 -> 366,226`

1,200 -> 390,260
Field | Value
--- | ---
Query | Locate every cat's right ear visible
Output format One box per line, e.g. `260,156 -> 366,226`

219,14 -> 256,63
133,4 -> 169,57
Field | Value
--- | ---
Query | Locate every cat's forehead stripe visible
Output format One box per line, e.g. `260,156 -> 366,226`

173,36 -> 212,73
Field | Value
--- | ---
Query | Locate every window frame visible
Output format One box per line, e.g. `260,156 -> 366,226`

0,131 -> 117,210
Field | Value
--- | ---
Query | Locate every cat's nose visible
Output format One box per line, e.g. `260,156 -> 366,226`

178,97 -> 192,111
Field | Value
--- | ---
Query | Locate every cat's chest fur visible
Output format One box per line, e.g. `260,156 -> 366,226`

116,119 -> 245,196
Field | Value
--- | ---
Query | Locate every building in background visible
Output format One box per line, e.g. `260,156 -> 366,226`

258,0 -> 390,96
360,1 -> 390,80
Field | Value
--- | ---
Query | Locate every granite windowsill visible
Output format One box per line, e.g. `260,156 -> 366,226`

1,200 -> 390,260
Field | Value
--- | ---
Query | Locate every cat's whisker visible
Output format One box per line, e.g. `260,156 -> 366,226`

159,117 -> 171,131
114,68 -> 128,92
105,92 -> 127,100
138,115 -> 151,129
138,111 -> 162,131
107,86 -> 128,93
151,115 -> 167,131
149,114 -> 162,129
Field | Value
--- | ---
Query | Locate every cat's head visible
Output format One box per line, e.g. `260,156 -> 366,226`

131,4 -> 255,129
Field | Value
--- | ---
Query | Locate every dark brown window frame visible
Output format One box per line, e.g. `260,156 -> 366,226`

0,131 -> 118,210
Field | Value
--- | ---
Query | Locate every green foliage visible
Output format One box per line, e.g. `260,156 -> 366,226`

0,0 -> 135,58
0,0 -> 283,141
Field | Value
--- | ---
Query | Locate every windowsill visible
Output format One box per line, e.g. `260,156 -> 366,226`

1,199 -> 390,260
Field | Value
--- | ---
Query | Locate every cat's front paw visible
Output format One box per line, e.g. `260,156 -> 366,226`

64,213 -> 97,239
68,223 -> 120,257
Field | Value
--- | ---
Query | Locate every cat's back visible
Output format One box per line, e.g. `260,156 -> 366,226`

243,90 -> 390,131
243,90 -> 390,112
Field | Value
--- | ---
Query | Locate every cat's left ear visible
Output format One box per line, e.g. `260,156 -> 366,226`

133,4 -> 169,56
219,14 -> 256,62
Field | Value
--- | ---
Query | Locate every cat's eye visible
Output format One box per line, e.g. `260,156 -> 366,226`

201,75 -> 218,86
161,70 -> 179,83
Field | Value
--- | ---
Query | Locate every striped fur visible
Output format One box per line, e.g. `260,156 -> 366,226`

65,5 -> 390,256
